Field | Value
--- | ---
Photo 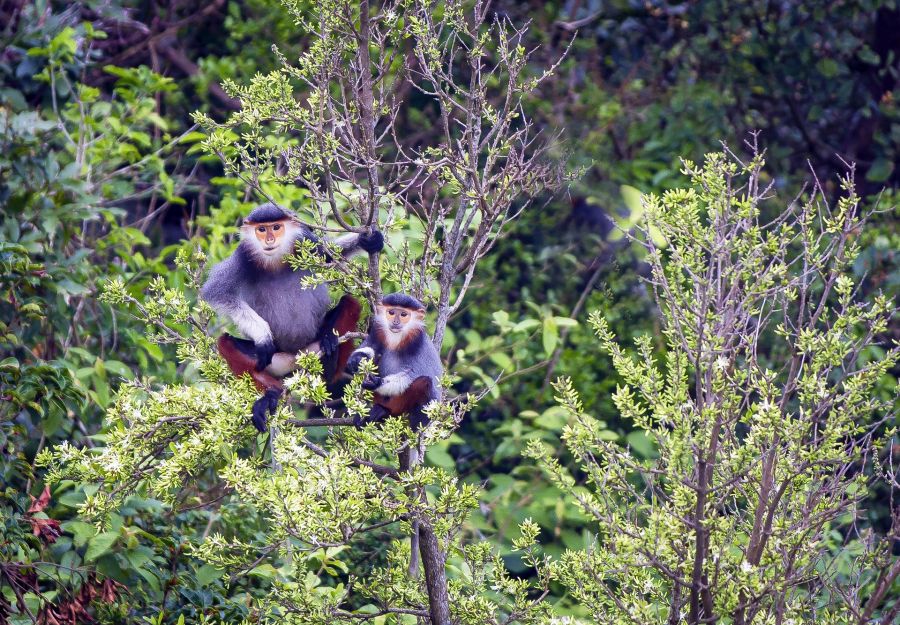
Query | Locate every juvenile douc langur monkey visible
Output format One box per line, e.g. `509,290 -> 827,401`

201,202 -> 383,432
345,292 -> 443,578
345,293 -> 443,432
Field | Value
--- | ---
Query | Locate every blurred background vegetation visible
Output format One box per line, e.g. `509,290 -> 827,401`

1,0 -> 897,621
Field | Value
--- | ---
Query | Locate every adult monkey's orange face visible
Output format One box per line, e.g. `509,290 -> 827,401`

252,219 -> 288,252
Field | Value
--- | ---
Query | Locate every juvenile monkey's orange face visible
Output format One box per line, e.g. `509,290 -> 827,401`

252,220 -> 288,253
379,305 -> 425,334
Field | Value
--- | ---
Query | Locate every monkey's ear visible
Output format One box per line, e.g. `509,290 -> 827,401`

375,304 -> 387,317
413,308 -> 425,321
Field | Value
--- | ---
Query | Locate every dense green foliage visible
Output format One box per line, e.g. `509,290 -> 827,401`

1,1 -> 897,623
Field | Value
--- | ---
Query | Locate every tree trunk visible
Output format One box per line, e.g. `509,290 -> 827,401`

418,519 -> 451,625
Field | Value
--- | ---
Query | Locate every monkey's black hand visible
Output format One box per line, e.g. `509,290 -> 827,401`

319,329 -> 339,357
345,351 -> 369,374
254,339 -> 276,371
358,230 -> 384,254
251,388 -> 282,432
361,374 -> 382,391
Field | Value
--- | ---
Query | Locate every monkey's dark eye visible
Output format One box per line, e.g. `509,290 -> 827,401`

273,224 -> 281,231
400,311 -> 408,317
257,226 -> 266,233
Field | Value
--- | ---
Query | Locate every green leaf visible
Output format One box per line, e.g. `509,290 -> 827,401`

597,430 -> 620,441
84,532 -> 119,562
426,445 -> 456,469
626,431 -> 656,459
620,184 -> 644,218
542,317 -> 558,357
512,319 -> 540,333
61,520 -> 96,547
58,490 -> 86,508
196,564 -> 224,587
866,159 -> 894,183
609,184 -> 645,241
57,279 -> 90,295
136,567 -> 161,592
534,406 -> 569,431
488,352 -> 514,372
816,58 -> 841,78
179,131 -> 208,144
249,564 -> 278,579
103,360 -> 133,379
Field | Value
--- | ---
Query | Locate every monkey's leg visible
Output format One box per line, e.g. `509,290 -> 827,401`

375,377 -> 435,421
266,352 -> 300,377
217,335 -> 285,433
217,335 -> 283,392
373,376 -> 434,578
356,382 -> 423,428
318,295 -> 362,383
252,388 -> 283,433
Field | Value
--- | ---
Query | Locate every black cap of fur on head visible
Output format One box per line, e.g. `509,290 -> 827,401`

244,203 -> 295,224
381,293 -> 426,311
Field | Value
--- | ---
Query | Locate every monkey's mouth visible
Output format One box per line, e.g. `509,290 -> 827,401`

389,326 -> 403,333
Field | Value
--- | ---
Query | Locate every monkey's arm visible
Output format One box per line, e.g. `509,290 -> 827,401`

201,259 -> 276,370
326,231 -> 384,259
345,333 -> 382,374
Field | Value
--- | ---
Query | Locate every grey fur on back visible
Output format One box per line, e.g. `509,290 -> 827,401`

200,230 -> 331,353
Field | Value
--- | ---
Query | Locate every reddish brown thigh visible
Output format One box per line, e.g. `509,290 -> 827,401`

329,294 -> 362,383
374,376 -> 433,416
216,335 -> 283,392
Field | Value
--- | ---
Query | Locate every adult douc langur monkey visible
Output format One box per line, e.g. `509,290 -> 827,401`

201,202 -> 383,431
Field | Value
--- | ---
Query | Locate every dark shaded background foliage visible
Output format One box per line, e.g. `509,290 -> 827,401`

1,0 -> 897,621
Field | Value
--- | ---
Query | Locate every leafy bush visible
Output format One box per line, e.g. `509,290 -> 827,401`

529,149 -> 899,623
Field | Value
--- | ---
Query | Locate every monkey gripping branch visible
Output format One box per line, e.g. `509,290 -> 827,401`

38,1 -> 569,623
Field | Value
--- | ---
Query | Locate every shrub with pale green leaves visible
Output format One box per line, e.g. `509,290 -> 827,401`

529,148 -> 899,624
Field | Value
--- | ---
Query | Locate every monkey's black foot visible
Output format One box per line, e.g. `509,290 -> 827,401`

408,409 -> 430,432
353,403 -> 390,429
359,230 -> 384,254
368,403 -> 390,423
254,339 -> 276,371
251,388 -> 283,432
